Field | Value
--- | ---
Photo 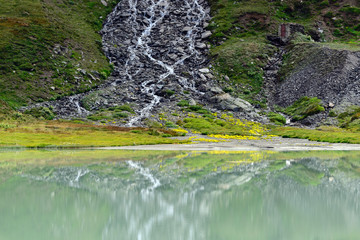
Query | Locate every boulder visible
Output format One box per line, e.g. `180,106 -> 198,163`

182,26 -> 192,32
199,68 -> 210,73
201,31 -> 212,39
211,93 -> 253,112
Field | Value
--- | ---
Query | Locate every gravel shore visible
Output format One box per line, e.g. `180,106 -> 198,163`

102,135 -> 360,151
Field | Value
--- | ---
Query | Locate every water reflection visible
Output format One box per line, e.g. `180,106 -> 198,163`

0,151 -> 360,239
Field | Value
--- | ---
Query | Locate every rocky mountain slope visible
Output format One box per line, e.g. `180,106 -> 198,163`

1,0 -> 360,128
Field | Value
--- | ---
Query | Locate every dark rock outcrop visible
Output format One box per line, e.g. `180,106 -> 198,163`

265,43 -> 360,124
275,44 -> 360,107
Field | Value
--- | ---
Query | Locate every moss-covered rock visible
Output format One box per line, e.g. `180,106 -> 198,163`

281,96 -> 325,121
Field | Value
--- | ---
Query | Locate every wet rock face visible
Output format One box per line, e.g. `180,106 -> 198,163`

100,0 -> 212,124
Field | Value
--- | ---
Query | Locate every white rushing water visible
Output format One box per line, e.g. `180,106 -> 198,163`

107,0 -> 208,126
69,96 -> 89,116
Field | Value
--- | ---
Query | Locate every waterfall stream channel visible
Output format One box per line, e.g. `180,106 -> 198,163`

24,0 -> 215,126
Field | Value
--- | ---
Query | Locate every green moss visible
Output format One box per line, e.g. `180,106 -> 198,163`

337,106 -> 360,131
282,97 -> 325,121
267,112 -> 286,125
24,107 -> 55,120
328,110 -> 337,117
340,6 -> 360,15
112,112 -> 128,119
165,121 -> 177,128
113,105 -> 134,113
163,89 -> 175,97
177,100 -> 190,107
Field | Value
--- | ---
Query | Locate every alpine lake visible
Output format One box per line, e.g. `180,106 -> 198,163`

1,149 -> 360,240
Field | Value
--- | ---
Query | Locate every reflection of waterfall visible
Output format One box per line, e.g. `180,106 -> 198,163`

126,160 -> 161,192
102,0 -> 209,126
14,156 -> 360,240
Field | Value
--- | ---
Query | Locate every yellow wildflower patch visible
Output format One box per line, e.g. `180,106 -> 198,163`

172,128 -> 188,134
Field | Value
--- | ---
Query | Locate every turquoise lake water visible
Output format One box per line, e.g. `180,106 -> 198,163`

0,150 -> 360,239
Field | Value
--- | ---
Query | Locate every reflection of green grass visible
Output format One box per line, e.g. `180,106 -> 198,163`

336,157 -> 360,178
0,150 -> 181,165
280,163 -> 324,186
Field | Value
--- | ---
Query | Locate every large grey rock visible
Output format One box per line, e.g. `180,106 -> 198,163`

209,87 -> 224,94
201,31 -> 212,39
182,26 -> 192,32
211,93 -> 254,112
199,68 -> 210,73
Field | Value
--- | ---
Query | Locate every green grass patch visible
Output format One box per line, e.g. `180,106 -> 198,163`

278,96 -> 325,121
270,126 -> 360,144
177,100 -> 190,107
267,112 -> 286,125
0,121 -> 187,148
24,106 -> 55,120
183,118 -> 249,135
337,105 -> 360,131
86,105 -> 136,122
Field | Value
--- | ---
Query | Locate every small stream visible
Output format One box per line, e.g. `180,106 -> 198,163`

101,0 -> 209,125
1,150 -> 360,239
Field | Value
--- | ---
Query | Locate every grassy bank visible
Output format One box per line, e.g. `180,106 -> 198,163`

0,121 -> 187,148
270,126 -> 360,144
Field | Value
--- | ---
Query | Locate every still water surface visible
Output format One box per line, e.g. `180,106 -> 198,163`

0,150 -> 360,240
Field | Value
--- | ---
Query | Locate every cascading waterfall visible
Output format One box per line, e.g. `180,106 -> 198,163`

101,0 -> 210,126
23,0 -> 211,123
69,96 -> 89,116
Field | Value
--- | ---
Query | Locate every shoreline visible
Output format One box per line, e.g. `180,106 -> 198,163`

1,136 -> 360,151
101,136 -> 360,151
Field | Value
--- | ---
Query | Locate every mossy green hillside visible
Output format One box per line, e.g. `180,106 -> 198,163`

208,0 -> 359,105
211,38 -> 277,104
0,0 -> 118,107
